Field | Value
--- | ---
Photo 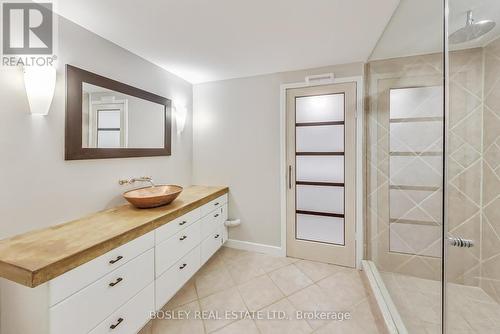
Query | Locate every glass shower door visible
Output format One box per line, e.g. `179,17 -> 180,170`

445,0 -> 500,332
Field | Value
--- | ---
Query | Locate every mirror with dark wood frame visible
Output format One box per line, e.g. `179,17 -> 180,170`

65,65 -> 171,160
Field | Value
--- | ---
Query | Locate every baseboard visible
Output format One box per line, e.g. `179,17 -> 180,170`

224,239 -> 284,257
361,260 -> 407,334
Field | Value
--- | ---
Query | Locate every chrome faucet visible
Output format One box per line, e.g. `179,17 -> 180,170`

119,176 -> 155,187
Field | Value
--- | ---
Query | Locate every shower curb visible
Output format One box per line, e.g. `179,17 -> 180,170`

361,260 -> 408,334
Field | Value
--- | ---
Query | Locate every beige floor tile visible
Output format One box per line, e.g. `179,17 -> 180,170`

294,260 -> 346,282
138,321 -> 152,334
197,251 -> 226,276
162,280 -> 198,310
287,284 -> 339,330
195,266 -> 235,298
199,287 -> 248,333
152,300 -> 204,334
254,298 -> 312,334
314,320 -> 374,334
350,299 -> 386,333
212,319 -> 260,334
268,264 -> 313,296
259,255 -> 299,273
237,275 -> 284,311
226,260 -> 266,284
317,270 -> 369,309
217,247 -> 253,264
382,271 -> 500,334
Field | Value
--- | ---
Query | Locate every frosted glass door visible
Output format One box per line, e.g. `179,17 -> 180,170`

295,94 -> 345,245
286,82 -> 356,267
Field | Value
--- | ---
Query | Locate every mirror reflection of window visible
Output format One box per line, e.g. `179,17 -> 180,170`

81,83 -> 165,149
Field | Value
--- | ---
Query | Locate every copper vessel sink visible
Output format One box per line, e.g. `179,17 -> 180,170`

123,185 -> 183,209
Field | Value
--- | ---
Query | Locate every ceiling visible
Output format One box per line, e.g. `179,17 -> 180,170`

56,0 -> 399,83
370,0 -> 500,60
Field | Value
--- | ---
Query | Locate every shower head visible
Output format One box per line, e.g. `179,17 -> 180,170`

449,10 -> 496,44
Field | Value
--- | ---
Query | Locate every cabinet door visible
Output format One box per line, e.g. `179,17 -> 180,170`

156,220 -> 201,277
155,246 -> 201,310
50,250 -> 154,334
201,229 -> 223,265
88,283 -> 154,334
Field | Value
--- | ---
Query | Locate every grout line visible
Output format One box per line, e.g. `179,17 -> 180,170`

479,47 -> 486,292
166,249 -> 381,333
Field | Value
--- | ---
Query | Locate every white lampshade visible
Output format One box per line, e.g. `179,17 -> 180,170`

23,66 -> 56,116
174,102 -> 187,134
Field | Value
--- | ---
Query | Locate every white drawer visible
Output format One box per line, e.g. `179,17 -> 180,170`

49,232 -> 154,306
50,249 -> 154,334
201,228 -> 223,265
200,194 -> 228,217
89,283 -> 154,334
201,207 -> 223,240
155,220 -> 201,278
155,208 -> 201,245
155,246 -> 200,310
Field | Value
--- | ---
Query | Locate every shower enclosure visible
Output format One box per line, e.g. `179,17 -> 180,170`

364,0 -> 500,333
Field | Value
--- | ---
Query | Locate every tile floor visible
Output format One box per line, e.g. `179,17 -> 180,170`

381,271 -> 500,334
139,247 -> 386,334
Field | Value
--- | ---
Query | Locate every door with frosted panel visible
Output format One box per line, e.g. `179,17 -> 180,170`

89,103 -> 127,148
286,83 -> 357,267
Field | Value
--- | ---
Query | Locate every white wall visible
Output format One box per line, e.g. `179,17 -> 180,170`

193,63 -> 363,248
0,15 -> 193,239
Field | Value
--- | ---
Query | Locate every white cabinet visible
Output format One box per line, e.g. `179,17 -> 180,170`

0,192 -> 229,334
50,249 -> 154,334
154,193 -> 229,310
49,232 -> 154,306
200,194 -> 228,216
201,228 -> 223,265
155,246 -> 201,310
89,283 -> 154,334
155,220 -> 201,278
201,207 -> 223,240
155,208 -> 201,244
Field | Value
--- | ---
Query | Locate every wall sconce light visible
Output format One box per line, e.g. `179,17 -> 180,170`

174,101 -> 187,134
23,66 -> 56,116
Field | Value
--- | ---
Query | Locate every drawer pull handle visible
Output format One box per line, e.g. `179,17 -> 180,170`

109,256 -> 123,264
214,202 -> 220,206
179,235 -> 187,241
179,221 -> 187,226
109,277 -> 123,287
214,214 -> 219,218
110,318 -> 124,330
179,263 -> 187,270
214,234 -> 220,239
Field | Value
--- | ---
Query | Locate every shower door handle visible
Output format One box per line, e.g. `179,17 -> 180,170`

288,165 -> 292,189
447,236 -> 474,248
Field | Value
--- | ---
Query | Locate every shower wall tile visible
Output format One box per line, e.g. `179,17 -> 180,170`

481,37 -> 500,303
450,48 -> 484,98
390,223 -> 441,257
449,159 -> 482,206
366,53 -> 443,281
447,48 -> 484,285
366,49 -> 485,284
449,81 -> 482,126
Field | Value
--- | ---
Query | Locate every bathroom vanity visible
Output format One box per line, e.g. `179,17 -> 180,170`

0,185 -> 229,334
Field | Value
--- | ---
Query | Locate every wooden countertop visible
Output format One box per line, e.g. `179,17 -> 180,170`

0,185 -> 228,288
